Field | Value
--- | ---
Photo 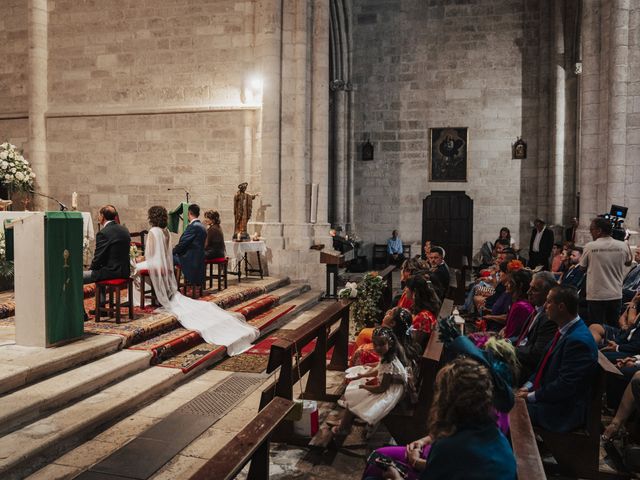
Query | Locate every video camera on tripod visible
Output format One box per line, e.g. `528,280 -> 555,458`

598,204 -> 628,241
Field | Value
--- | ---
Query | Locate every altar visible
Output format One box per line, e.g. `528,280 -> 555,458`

0,211 -> 95,239
224,240 -> 266,281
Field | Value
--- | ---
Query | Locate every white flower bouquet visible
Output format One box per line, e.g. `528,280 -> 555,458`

0,142 -> 36,191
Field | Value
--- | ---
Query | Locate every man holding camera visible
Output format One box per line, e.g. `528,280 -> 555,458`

580,217 -> 633,326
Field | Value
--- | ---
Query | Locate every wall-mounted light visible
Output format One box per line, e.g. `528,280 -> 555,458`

330,79 -> 353,91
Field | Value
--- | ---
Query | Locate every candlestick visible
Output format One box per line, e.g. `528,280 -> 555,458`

71,191 -> 78,210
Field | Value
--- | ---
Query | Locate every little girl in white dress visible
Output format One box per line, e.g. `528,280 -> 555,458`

333,326 -> 407,435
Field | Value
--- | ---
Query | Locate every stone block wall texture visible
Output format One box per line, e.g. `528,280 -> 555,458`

46,112 -> 247,234
0,0 -> 259,233
351,0 -> 546,250
47,0 -> 255,109
0,0 -> 28,115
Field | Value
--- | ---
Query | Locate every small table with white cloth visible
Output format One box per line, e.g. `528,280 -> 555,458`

224,240 -> 266,281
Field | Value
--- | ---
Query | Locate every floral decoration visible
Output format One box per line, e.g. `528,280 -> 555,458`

349,271 -> 387,331
338,281 -> 358,299
0,142 -> 35,191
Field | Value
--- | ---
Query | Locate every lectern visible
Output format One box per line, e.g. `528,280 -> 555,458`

168,202 -> 190,233
7,211 -> 84,347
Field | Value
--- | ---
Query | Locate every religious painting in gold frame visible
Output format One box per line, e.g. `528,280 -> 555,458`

429,127 -> 468,182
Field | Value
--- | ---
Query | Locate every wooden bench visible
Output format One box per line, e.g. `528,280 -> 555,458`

381,298 -> 453,444
509,397 -> 545,479
534,352 -> 626,479
259,300 -> 352,410
188,397 -> 295,480
373,243 -> 411,269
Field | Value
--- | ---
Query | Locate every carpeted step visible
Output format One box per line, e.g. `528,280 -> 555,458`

0,284 -> 97,321
0,366 -> 186,480
157,289 -> 322,374
83,277 -> 289,348
0,349 -> 151,436
0,334 -> 122,395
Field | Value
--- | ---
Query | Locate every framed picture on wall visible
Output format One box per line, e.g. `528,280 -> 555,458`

429,127 -> 468,182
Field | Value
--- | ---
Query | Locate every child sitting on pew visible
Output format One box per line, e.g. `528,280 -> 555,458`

332,326 -> 407,437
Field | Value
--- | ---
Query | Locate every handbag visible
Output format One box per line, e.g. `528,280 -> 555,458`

366,451 -> 409,478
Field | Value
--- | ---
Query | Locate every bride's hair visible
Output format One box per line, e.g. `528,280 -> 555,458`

148,206 -> 168,228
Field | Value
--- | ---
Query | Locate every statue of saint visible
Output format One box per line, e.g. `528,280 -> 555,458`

233,182 -> 259,240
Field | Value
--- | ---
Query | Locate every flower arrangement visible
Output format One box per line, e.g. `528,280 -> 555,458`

0,142 -> 36,191
129,244 -> 139,275
0,232 -> 14,289
338,281 -> 358,299
349,271 -> 387,331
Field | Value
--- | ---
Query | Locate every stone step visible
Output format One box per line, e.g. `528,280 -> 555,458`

258,288 -> 323,337
0,279 -> 314,479
0,366 -> 186,480
0,349 -> 151,436
0,334 -> 122,395
23,291 -> 327,480
25,369 -> 272,480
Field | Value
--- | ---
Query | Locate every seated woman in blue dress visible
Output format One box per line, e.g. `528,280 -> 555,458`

365,353 -> 516,480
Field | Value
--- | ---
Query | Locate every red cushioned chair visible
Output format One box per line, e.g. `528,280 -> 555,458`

205,257 -> 228,291
174,265 -> 204,299
94,278 -> 134,324
138,269 -> 158,309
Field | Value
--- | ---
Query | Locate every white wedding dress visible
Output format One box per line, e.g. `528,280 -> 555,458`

135,226 -> 259,356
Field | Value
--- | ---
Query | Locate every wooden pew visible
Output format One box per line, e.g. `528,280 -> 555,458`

534,352 -> 627,479
259,300 -> 352,410
381,298 -> 453,444
373,243 -> 411,269
509,398 -> 545,479
188,397 -> 295,480
379,264 -> 395,313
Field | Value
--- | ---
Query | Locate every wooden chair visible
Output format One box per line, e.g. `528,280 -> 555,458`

373,244 -> 387,269
138,269 -> 158,309
205,257 -> 228,291
94,278 -> 134,323
175,266 -> 204,299
130,230 -> 148,254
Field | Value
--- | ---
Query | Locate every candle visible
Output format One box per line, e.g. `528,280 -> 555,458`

71,191 -> 78,210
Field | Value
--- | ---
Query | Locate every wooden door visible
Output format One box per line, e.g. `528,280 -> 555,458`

422,192 -> 473,269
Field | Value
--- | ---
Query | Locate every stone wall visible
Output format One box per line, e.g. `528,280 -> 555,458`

0,0 -> 28,115
40,0 -> 259,231
47,0 -> 255,110
46,112 -> 247,234
350,0 -> 547,251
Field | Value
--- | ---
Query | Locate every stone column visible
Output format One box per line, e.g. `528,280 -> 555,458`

280,0 -> 313,249
311,0 -> 331,243
577,0 -> 602,244
28,0 -> 48,208
252,0 -> 284,248
550,0 -> 566,227
606,0 -> 629,210
255,0 -> 283,226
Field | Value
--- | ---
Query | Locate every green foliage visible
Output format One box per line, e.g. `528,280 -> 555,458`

350,272 -> 387,331
0,232 -> 14,286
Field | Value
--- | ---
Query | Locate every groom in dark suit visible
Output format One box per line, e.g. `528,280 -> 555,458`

173,203 -> 207,285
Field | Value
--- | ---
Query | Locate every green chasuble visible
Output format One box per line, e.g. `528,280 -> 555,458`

168,202 -> 190,233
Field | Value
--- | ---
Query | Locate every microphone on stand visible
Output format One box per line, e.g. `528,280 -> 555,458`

29,189 -> 68,211
167,187 -> 190,203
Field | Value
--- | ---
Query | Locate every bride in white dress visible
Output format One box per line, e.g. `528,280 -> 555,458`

135,206 -> 259,356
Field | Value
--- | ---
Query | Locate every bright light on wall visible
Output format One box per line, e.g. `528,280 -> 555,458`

241,74 -> 264,106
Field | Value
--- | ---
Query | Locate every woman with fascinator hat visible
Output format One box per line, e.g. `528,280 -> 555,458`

362,321 -> 518,480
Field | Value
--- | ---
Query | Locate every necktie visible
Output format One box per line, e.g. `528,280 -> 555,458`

515,310 -> 537,346
533,331 -> 561,389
